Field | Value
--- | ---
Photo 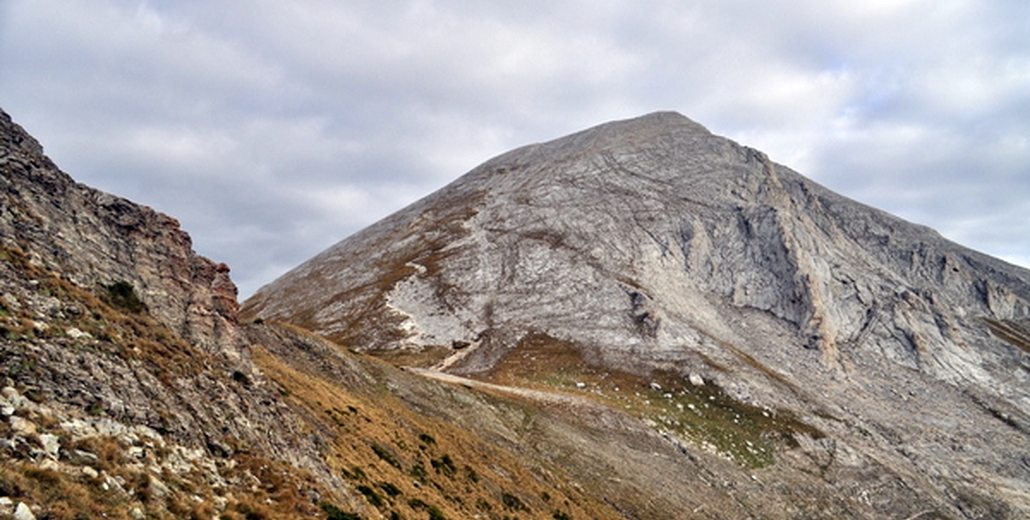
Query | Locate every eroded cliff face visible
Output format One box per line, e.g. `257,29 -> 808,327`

0,109 -> 361,517
0,111 -> 240,357
246,111 -> 1030,394
246,111 -> 1030,518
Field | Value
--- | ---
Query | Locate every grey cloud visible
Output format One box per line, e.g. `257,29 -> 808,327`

1,0 -> 1027,297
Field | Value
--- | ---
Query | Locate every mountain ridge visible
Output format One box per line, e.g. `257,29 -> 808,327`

244,111 -> 1030,371
1,107 -> 640,519
2,106 -> 1028,518
245,110 -> 1030,518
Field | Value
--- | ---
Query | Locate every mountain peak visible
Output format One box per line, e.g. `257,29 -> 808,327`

246,113 -> 1030,370
245,112 -> 1030,516
5,105 -> 1029,518
558,110 -> 711,142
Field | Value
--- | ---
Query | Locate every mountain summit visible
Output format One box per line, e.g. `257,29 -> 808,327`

246,111 -> 1030,517
245,111 -> 1029,382
4,105 -> 1026,519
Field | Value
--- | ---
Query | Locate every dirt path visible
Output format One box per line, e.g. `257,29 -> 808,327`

407,367 -> 602,409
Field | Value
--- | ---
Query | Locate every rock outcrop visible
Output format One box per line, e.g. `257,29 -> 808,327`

246,111 -> 1030,518
0,110 -> 240,356
0,108 -> 634,520
0,108 -> 358,517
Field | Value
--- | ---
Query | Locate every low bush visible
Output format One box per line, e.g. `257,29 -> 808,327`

321,502 -> 362,520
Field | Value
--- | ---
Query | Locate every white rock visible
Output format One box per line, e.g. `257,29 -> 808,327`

58,419 -> 94,438
65,327 -> 92,340
213,496 -> 229,511
37,459 -> 60,472
71,449 -> 99,463
2,293 -> 18,309
688,373 -> 704,386
13,502 -> 36,520
1,388 -> 27,409
148,476 -> 172,499
81,466 -> 99,479
103,475 -> 125,493
9,416 -> 36,436
38,433 -> 60,458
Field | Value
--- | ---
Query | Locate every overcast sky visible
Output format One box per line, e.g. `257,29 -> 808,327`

1,0 -> 1028,298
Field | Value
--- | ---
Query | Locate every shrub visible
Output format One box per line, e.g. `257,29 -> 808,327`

379,482 -> 402,497
371,443 -> 402,469
410,463 -> 427,482
427,505 -> 447,520
231,370 -> 250,386
430,455 -> 456,478
501,492 -> 528,512
321,502 -> 362,520
101,281 -> 147,314
341,466 -> 366,481
356,485 -> 383,507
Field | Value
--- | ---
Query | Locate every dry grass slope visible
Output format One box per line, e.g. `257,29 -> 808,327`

248,322 -> 623,520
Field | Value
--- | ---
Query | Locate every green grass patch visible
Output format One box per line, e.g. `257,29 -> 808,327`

486,332 -> 823,468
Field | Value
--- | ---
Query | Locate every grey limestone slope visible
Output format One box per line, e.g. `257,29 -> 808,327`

246,111 -> 1030,517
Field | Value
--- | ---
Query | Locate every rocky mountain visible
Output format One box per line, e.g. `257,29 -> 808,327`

4,105 -> 1029,519
0,108 -> 635,520
245,111 -> 1030,518
0,107 -> 351,517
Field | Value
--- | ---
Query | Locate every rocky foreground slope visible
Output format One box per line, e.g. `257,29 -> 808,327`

246,112 -> 1030,518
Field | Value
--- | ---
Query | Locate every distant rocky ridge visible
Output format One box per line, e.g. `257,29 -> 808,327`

246,111 -> 1030,518
245,112 -> 1030,382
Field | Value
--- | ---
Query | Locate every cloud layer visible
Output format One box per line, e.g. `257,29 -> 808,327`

2,0 -> 1028,297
